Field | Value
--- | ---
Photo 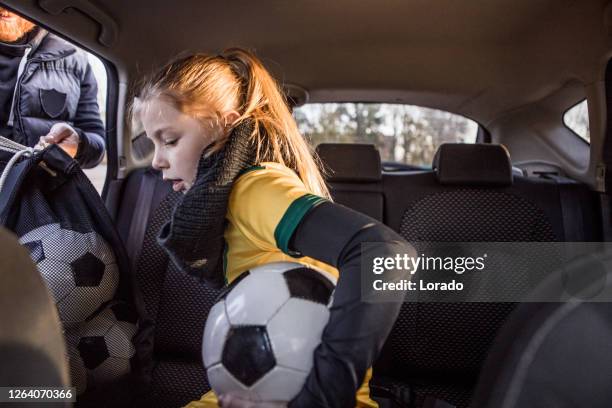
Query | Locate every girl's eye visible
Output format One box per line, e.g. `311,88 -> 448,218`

164,139 -> 178,146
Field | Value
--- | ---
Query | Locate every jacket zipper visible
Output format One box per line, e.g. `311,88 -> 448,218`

14,57 -> 48,143
14,58 -> 32,143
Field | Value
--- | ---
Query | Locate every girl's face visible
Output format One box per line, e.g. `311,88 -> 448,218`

141,97 -> 221,193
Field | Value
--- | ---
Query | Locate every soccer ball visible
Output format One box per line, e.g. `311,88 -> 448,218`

66,302 -> 138,394
64,329 -> 87,395
202,262 -> 336,402
19,223 -> 119,325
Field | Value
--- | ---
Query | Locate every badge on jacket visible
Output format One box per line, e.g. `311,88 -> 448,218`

40,88 -> 67,119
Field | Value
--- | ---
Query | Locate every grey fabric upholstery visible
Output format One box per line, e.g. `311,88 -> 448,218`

117,169 -> 221,407
376,177 -> 559,407
374,146 -> 600,407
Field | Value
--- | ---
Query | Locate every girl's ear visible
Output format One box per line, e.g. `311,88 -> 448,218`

223,111 -> 241,128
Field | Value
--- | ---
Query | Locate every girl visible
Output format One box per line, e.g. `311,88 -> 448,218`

135,48 -> 412,408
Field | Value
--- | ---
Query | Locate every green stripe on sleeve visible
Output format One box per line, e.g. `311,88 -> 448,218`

274,193 -> 327,256
222,241 -> 229,285
237,165 -> 266,177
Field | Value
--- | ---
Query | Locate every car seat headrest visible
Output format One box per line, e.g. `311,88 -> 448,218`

433,143 -> 513,186
316,143 -> 382,182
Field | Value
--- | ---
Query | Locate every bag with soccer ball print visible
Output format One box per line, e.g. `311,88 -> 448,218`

0,137 -> 149,406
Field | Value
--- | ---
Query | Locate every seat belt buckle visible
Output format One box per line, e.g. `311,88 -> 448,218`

370,379 -> 413,408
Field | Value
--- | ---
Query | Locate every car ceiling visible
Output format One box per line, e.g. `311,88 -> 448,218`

3,0 -> 612,126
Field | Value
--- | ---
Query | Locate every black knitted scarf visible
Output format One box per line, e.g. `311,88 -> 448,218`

157,120 -> 257,288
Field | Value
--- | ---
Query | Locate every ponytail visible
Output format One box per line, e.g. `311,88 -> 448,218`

220,48 -> 330,199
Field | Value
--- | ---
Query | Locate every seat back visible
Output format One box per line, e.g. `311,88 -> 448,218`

114,143 -> 602,407
471,258 -> 612,408
0,227 -> 69,389
375,143 -> 600,407
117,168 -> 221,407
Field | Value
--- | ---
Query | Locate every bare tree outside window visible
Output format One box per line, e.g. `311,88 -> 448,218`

294,103 -> 478,167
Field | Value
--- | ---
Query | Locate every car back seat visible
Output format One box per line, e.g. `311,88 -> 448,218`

117,168 -> 222,407
115,142 -> 601,407
114,143 -> 388,407
113,145 -> 387,407
372,143 -> 601,408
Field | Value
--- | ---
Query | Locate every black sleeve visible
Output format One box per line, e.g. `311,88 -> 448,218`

73,62 -> 106,169
287,201 -> 414,408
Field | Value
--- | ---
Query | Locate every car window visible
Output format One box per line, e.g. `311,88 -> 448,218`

81,52 -> 107,193
293,103 -> 478,168
563,99 -> 590,142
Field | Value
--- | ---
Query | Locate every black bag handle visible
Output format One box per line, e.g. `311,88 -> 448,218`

0,153 -> 40,225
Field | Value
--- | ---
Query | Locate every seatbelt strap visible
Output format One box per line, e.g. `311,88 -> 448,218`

126,169 -> 157,270
7,47 -> 31,128
602,60 -> 612,192
600,194 -> 612,241
544,175 -> 585,242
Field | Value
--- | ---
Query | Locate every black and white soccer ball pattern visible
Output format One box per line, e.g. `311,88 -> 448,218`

19,223 -> 119,325
203,262 -> 336,402
65,302 -> 138,395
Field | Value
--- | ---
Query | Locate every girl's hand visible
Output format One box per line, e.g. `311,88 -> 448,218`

218,394 -> 287,408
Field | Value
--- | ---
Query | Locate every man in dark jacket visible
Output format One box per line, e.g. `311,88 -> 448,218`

0,7 -> 105,168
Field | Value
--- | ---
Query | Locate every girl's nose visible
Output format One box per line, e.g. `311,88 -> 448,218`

151,151 -> 168,170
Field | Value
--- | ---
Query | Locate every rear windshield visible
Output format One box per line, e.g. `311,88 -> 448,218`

293,103 -> 478,168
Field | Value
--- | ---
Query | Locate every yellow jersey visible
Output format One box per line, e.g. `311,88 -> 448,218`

186,162 -> 377,408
